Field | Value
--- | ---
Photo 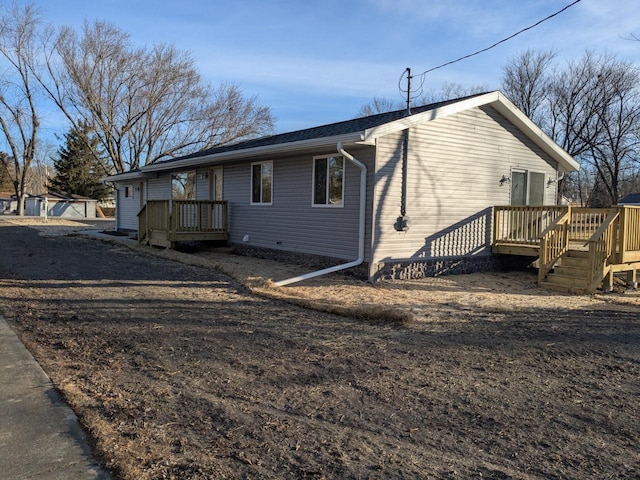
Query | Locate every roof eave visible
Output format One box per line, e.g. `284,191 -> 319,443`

362,92 -> 503,140
141,132 -> 366,173
102,171 -> 150,183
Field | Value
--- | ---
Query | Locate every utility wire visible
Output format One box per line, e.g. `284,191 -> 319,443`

401,0 -> 582,93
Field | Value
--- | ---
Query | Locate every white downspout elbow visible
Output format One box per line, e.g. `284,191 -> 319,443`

274,142 -> 367,287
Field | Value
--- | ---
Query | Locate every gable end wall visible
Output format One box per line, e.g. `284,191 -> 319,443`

371,105 -> 559,277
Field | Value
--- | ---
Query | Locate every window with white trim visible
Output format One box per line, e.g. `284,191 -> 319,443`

511,170 -> 545,205
313,155 -> 344,207
251,161 -> 272,204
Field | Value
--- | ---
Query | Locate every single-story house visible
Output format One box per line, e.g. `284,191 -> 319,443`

104,91 -> 580,283
24,191 -> 97,219
619,193 -> 640,206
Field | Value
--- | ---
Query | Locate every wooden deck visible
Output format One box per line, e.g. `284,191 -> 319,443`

138,200 -> 228,248
493,205 -> 640,293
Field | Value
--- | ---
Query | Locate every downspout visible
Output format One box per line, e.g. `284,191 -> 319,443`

114,186 -> 120,231
274,142 -> 367,287
395,129 -> 410,231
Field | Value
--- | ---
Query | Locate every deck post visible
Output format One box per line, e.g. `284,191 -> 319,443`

617,206 -> 626,264
627,269 -> 638,289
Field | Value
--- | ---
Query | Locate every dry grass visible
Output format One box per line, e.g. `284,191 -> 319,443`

6,216 -> 640,323
3,217 -> 639,479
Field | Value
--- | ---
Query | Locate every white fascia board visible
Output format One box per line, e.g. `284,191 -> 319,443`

141,132 -> 365,173
362,92 -> 502,141
101,171 -> 148,183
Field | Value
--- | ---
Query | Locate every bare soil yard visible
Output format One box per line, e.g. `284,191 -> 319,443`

0,218 -> 639,479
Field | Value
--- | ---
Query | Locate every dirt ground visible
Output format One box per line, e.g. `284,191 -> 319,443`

0,217 -> 639,479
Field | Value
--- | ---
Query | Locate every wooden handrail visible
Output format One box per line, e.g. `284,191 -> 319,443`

538,211 -> 571,283
586,211 -> 619,292
137,203 -> 148,243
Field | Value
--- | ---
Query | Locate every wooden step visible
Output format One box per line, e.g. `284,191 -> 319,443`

538,281 -> 590,294
543,273 -> 589,289
553,265 -> 589,277
557,256 -> 589,268
541,248 -> 592,293
566,249 -> 589,258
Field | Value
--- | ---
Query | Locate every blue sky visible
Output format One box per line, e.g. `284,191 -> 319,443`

20,0 -> 640,136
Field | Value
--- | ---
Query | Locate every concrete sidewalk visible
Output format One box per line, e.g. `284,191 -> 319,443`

0,316 -> 111,480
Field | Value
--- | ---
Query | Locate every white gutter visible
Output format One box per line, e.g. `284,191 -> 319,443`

274,142 -> 367,287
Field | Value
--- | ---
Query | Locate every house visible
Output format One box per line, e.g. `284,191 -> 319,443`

104,91 -> 582,284
619,193 -> 640,206
24,192 -> 97,219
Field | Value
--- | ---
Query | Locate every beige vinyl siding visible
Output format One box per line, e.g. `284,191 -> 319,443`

372,105 -> 559,264
147,176 -> 170,200
196,169 -> 210,200
225,147 -> 374,260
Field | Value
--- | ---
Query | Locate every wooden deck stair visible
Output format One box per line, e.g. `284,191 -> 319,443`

539,249 -> 591,293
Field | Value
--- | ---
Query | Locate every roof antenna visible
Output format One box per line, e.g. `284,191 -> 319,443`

405,67 -> 412,115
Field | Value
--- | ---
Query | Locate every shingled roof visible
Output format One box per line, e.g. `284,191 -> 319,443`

104,91 -> 579,181
619,193 -> 640,204
156,93 -> 488,165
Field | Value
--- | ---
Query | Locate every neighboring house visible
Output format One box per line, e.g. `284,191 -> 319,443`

24,192 -> 97,219
0,192 -> 18,215
619,193 -> 640,206
104,91 -> 580,282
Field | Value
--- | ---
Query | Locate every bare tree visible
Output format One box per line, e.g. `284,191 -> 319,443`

356,97 -> 402,117
0,2 -> 43,215
40,20 -> 274,174
501,49 -> 556,127
429,81 -> 489,102
502,50 -> 640,206
581,60 -> 640,205
356,81 -> 488,117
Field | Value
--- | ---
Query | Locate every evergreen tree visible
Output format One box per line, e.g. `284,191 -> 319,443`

50,123 -> 111,200
0,153 -> 15,192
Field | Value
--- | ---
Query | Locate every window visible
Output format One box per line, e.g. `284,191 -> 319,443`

124,186 -> 132,198
172,172 -> 196,200
251,161 -> 272,204
313,155 -> 344,206
511,170 -> 545,205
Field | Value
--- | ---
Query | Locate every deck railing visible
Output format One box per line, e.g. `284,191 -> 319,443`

493,206 -> 566,244
586,210 -> 619,292
138,200 -> 227,244
569,208 -> 610,241
169,200 -> 227,234
538,210 -> 571,284
619,206 -> 640,263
